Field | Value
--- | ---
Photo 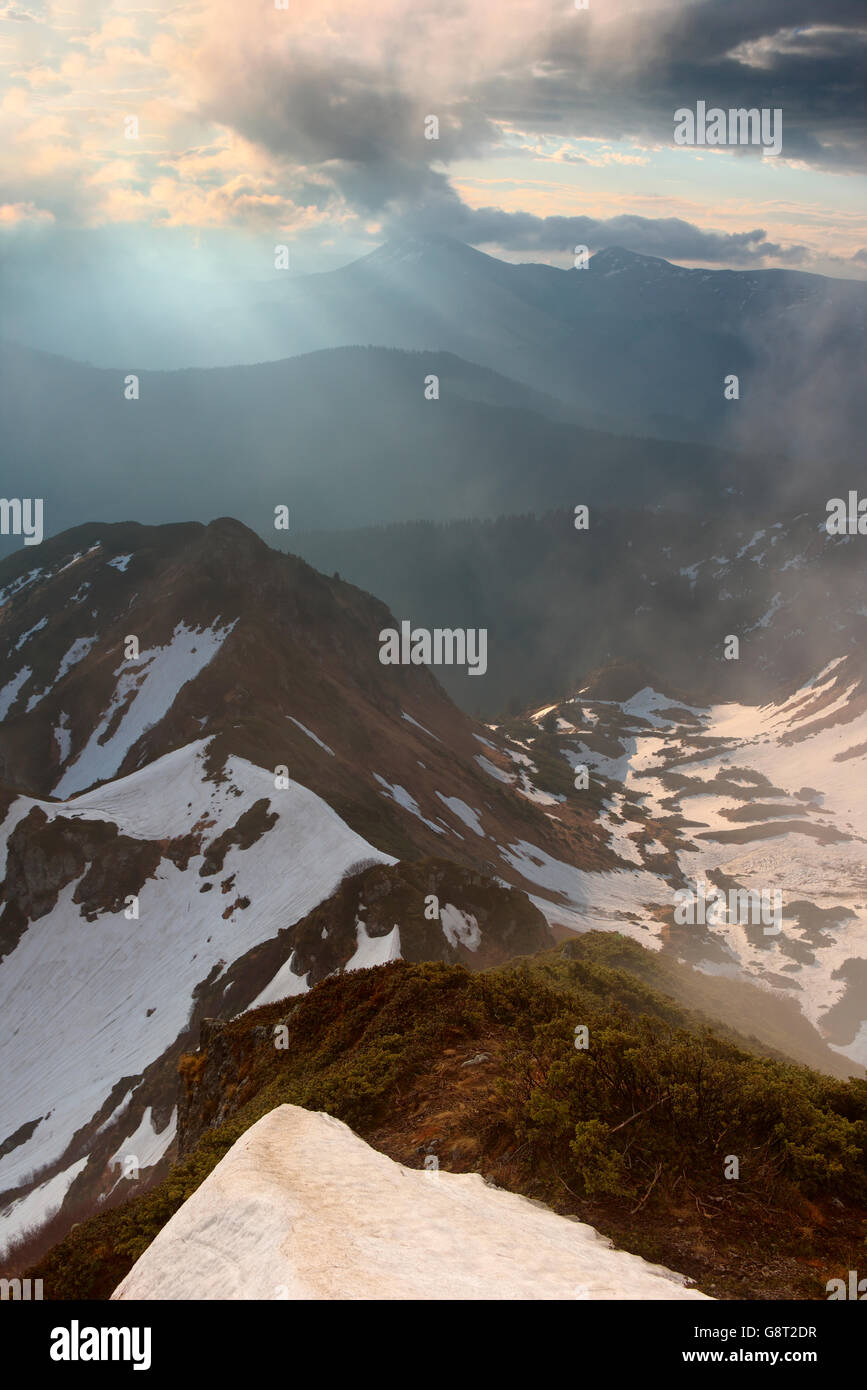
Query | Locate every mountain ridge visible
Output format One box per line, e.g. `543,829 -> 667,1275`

2,514 -> 867,1279
5,237 -> 866,464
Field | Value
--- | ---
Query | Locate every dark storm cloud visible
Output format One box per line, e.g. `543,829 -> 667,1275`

508,0 -> 867,171
194,0 -> 866,232
197,49 -> 495,213
385,194 -> 808,264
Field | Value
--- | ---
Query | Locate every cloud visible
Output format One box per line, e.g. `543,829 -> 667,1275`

0,5 -> 43,22
170,0 -> 867,251
462,4 -> 867,173
0,200 -> 54,225
0,0 -> 863,266
385,194 -> 809,264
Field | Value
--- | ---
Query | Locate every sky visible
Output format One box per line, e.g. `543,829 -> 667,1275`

0,0 -> 866,358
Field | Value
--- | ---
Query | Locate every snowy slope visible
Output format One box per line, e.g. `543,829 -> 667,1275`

0,740 -> 392,1250
112,1104 -> 709,1301
3,515 -> 864,1268
522,658 -> 867,1066
0,518 -> 603,1256
54,621 -> 236,797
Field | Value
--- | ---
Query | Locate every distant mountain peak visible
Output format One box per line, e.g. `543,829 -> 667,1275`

359,233 -> 497,273
590,245 -> 677,273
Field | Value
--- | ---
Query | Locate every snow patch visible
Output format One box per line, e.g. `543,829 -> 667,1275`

0,1156 -> 88,1256
111,1107 -> 176,1172
440,904 -> 481,951
435,793 -> 485,836
13,617 -> 46,651
474,753 -> 513,784
54,711 -> 71,763
287,716 -> 334,757
0,666 -> 31,720
247,952 -> 310,1010
54,621 -> 236,796
345,921 -> 402,971
372,774 -> 446,834
402,711 -> 441,742
112,1106 -> 709,1301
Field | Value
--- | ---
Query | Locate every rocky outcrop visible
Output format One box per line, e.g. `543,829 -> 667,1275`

0,809 -> 193,959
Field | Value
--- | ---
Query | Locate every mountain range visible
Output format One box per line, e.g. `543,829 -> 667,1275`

3,239 -> 866,564
3,236 -> 867,1302
0,337 -> 778,560
1,516 -> 865,1279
